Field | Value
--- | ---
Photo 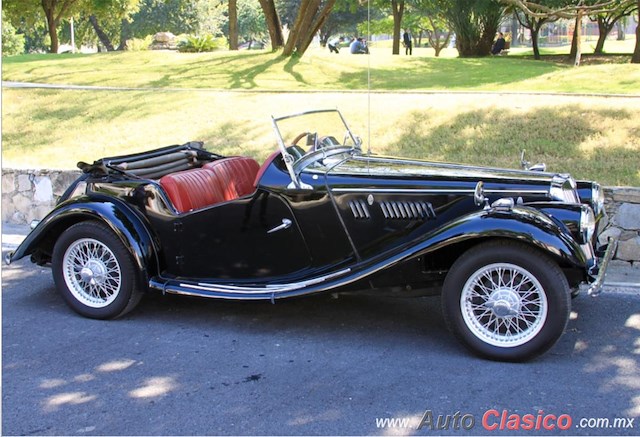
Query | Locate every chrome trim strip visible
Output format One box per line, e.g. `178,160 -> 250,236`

333,188 -> 473,194
332,188 -> 548,195
178,268 -> 352,295
351,155 -> 554,177
485,189 -> 548,195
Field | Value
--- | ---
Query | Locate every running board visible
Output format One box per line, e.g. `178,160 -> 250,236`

149,268 -> 352,300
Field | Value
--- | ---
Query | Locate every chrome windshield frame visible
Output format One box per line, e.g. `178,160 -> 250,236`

271,109 -> 360,189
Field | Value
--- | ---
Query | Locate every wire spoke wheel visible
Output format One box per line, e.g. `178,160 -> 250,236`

63,238 -> 122,308
442,242 -> 570,361
53,221 -> 143,319
461,263 -> 548,348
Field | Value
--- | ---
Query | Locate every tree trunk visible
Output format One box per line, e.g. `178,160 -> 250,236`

616,20 -> 625,40
573,11 -> 583,67
89,15 -> 114,51
283,0 -> 315,56
117,19 -> 131,51
391,0 -> 404,55
531,27 -> 541,60
41,0 -> 80,53
229,0 -> 238,50
632,4 -> 640,63
594,17 -> 608,54
569,15 -> 579,59
511,12 -> 519,47
295,0 -> 336,55
45,7 -> 59,53
258,0 -> 284,50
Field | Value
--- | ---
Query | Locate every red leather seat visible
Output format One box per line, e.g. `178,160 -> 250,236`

159,168 -> 225,213
159,156 -> 260,214
202,156 -> 260,201
254,151 -> 281,187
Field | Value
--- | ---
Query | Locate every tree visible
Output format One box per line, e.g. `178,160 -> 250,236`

440,0 -> 505,56
257,0 -> 339,56
65,0 -> 140,51
2,10 -> 26,56
130,0 -> 200,37
4,0 -> 85,53
591,0 -> 637,53
511,0 -> 563,60
229,0 -> 239,50
318,0 -> 370,46
390,0 -> 406,54
282,0 -> 338,56
633,0 -> 640,62
237,0 -> 268,47
405,0 -> 452,56
257,0 -> 284,49
501,0 -> 640,63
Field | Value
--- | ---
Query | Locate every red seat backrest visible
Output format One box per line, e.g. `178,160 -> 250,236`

202,156 -> 260,201
254,151 -> 281,187
159,168 -> 225,213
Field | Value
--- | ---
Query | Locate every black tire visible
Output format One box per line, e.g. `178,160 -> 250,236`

442,241 -> 570,362
52,221 -> 143,319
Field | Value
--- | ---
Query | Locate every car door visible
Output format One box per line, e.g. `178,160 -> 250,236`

153,189 -> 313,280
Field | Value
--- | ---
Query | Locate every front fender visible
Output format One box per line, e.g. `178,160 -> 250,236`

416,206 -> 590,269
7,196 -> 159,280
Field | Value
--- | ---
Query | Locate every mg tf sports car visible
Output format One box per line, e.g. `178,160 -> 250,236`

7,109 -> 617,361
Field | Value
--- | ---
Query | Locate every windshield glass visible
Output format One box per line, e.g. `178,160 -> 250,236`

273,110 -> 360,162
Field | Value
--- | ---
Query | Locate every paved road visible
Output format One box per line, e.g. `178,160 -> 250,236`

2,249 -> 639,435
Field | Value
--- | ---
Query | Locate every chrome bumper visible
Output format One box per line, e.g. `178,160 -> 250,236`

580,237 -> 619,297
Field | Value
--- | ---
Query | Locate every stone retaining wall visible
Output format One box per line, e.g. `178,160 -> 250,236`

2,168 -> 639,262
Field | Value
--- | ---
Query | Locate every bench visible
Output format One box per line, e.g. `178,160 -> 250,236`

159,156 -> 260,213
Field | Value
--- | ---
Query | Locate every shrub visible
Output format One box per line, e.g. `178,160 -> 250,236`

126,35 -> 154,51
177,34 -> 227,52
2,12 -> 25,56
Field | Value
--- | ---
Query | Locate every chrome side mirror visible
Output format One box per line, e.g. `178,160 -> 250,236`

474,181 -> 489,210
520,150 -> 529,170
520,149 -> 546,172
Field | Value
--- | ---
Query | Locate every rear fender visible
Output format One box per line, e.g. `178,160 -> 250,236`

8,197 -> 159,283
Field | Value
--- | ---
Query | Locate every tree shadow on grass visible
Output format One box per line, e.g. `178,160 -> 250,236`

340,57 -> 565,90
385,105 -> 639,186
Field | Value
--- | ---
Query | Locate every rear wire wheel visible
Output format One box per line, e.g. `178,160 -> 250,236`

442,241 -> 570,361
52,221 -> 143,319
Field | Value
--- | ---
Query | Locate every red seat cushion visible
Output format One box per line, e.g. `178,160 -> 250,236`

159,168 -> 225,213
202,156 -> 260,201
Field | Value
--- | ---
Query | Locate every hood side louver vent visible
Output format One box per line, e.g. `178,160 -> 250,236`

348,199 -> 371,219
380,201 -> 436,220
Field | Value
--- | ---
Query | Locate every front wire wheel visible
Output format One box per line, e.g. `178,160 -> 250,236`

461,263 -> 548,348
52,221 -> 143,319
443,241 -> 570,361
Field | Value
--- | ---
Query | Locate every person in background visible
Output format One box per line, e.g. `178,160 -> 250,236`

491,32 -> 506,55
403,29 -> 412,55
350,37 -> 368,54
328,36 -> 343,53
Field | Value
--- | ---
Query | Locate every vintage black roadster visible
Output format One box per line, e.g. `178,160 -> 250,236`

8,109 -> 617,361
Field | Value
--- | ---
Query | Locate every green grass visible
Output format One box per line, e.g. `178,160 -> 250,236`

2,45 -> 639,186
2,46 -> 639,94
3,88 -> 639,186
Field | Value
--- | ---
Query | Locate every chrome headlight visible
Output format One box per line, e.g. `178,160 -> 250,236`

580,205 -> 596,244
591,182 -> 605,216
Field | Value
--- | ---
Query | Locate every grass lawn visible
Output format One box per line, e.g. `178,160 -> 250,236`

3,44 -> 639,94
2,44 -> 639,186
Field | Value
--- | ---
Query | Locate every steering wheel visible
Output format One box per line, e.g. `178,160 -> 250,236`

291,131 -> 321,152
291,131 -> 310,146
